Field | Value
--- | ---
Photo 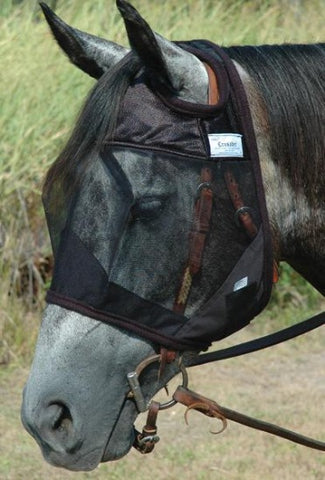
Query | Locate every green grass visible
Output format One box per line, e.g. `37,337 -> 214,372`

0,0 -> 324,363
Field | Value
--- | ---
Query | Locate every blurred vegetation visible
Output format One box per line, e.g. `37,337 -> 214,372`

0,0 -> 324,364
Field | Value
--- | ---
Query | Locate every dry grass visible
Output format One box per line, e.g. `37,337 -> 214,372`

1,318 -> 324,479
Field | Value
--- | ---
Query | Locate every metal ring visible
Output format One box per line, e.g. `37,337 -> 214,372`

197,182 -> 213,194
129,354 -> 188,411
135,354 -> 161,376
159,360 -> 188,410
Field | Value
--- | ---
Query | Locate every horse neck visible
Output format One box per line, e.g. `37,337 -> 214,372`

234,61 -> 325,295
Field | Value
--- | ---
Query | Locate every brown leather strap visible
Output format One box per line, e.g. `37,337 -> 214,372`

189,167 -> 214,275
173,167 -> 213,314
144,401 -> 160,433
204,62 -> 219,104
173,386 -> 325,451
224,169 -> 279,283
173,62 -> 218,314
272,260 -> 279,283
133,401 -> 160,454
158,347 -> 177,379
224,169 -> 258,239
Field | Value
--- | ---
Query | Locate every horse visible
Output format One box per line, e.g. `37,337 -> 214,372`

21,0 -> 324,472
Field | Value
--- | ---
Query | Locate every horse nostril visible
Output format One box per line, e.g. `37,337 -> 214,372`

50,402 -> 73,432
22,393 -> 83,457
39,402 -> 83,454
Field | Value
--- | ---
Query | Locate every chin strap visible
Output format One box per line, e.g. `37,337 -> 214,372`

128,353 -> 188,454
133,401 -> 160,454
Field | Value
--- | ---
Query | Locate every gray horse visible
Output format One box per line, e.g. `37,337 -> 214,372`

21,1 -> 324,471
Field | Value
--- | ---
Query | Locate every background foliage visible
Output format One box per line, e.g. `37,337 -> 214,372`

0,0 -> 324,364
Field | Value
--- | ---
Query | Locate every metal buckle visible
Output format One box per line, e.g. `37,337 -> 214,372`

137,434 -> 160,447
127,354 -> 188,412
234,206 -> 254,227
197,181 -> 213,193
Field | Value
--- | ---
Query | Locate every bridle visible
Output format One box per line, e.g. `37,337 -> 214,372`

127,353 -> 188,453
126,62 -> 325,454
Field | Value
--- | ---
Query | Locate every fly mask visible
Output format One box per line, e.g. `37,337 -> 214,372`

43,41 -> 274,351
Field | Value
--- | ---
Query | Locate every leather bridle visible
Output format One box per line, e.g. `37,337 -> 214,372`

126,62 -> 325,454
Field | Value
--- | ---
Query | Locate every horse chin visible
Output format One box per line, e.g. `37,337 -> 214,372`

101,399 -> 138,462
101,431 -> 135,463
41,448 -> 104,472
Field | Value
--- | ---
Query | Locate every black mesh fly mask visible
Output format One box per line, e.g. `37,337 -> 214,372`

43,42 -> 274,352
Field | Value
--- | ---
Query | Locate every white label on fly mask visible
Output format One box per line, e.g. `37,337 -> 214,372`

208,133 -> 243,158
233,276 -> 248,292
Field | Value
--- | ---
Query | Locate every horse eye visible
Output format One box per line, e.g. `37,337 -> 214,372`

129,197 -> 165,223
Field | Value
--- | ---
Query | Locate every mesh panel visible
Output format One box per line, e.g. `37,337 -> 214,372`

45,146 -> 259,320
44,41 -> 273,349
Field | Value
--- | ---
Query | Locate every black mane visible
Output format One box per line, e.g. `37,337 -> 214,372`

225,43 -> 325,204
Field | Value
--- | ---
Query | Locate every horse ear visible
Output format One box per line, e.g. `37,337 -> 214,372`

116,0 -> 208,102
40,2 -> 128,79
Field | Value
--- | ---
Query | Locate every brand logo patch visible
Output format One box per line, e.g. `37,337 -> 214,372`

233,276 -> 248,292
208,133 -> 243,158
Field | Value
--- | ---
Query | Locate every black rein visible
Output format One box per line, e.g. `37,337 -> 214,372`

187,310 -> 324,367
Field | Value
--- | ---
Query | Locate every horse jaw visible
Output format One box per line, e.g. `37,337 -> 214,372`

21,304 -> 180,470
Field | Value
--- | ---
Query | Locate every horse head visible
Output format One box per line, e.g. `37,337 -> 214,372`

21,1 -> 226,470
21,0 -> 325,472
